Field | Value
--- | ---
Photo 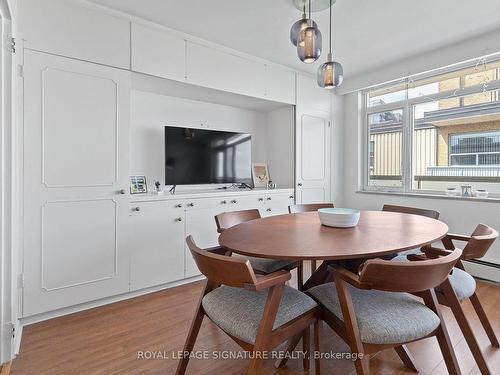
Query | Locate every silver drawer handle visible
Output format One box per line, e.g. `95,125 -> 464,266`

187,202 -> 194,207
266,208 -> 272,212
221,200 -> 227,204
289,195 -> 294,199
119,189 -> 127,195
175,217 -> 183,222
133,207 -> 140,212
175,204 -> 182,208
258,197 -> 264,201
230,199 -> 237,203
266,197 -> 272,200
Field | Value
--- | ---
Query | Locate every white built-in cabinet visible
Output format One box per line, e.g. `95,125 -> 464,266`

18,0 -> 332,318
129,191 -> 295,285
295,74 -> 332,204
129,23 -> 296,104
21,0 -> 131,69
131,23 -> 186,81
22,50 -> 131,316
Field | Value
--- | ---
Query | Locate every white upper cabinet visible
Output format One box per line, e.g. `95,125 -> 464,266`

21,0 -> 131,69
186,41 -> 266,99
265,65 -> 296,104
296,74 -> 331,113
131,23 -> 186,81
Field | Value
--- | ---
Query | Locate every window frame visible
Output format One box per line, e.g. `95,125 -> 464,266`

361,58 -> 500,196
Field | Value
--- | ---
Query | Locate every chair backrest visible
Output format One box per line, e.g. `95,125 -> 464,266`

214,209 -> 261,233
382,204 -> 440,219
186,235 -> 257,287
359,248 -> 462,293
288,203 -> 334,214
463,224 -> 498,260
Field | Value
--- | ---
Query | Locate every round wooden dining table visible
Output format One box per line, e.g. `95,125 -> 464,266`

218,210 -> 449,288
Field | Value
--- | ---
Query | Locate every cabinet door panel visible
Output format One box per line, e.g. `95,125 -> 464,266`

129,201 -> 185,291
296,114 -> 331,204
186,42 -> 265,98
131,23 -> 186,81
23,51 -> 130,316
21,0 -> 130,68
265,65 -> 295,104
184,198 -> 222,278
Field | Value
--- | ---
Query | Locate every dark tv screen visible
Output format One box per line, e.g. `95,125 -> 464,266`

165,127 -> 252,185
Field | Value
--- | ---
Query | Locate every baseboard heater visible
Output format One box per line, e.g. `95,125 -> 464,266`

464,259 -> 500,284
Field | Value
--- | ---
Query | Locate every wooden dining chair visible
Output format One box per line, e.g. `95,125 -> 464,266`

307,249 -> 463,375
215,209 -> 303,289
288,203 -> 334,274
382,204 -> 440,220
408,224 -> 499,375
176,236 -> 321,375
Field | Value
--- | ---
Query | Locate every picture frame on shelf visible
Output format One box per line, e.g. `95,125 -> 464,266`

252,163 -> 270,188
130,176 -> 147,194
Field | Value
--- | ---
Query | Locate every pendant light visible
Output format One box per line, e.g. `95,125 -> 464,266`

290,4 -> 318,47
317,0 -> 343,88
297,0 -> 322,63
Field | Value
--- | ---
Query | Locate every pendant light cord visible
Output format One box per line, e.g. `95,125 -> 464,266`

308,0 -> 311,20
329,0 -> 332,54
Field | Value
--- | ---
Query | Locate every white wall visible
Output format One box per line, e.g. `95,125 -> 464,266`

265,107 -> 294,189
331,95 -> 344,206
341,92 -> 500,268
131,90 -> 295,189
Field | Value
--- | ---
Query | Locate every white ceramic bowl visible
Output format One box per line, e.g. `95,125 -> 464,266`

318,208 -> 360,228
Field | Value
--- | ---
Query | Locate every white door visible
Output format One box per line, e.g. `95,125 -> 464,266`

23,51 -> 131,316
296,114 -> 331,204
129,201 -> 185,291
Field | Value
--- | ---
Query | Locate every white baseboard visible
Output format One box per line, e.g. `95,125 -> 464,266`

464,260 -> 500,284
20,275 -> 205,327
14,320 -> 22,356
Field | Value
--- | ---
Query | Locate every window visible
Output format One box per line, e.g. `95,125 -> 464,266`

362,58 -> 500,196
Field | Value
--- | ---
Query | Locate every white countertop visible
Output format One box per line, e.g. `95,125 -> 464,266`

130,187 -> 294,202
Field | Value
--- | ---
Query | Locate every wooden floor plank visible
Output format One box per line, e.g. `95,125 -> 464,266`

10,275 -> 500,375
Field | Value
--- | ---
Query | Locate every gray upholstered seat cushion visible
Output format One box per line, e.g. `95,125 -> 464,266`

202,285 -> 317,344
391,256 -> 476,301
308,282 -> 440,345
234,254 -> 296,274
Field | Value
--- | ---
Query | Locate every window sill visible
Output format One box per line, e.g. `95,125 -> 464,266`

356,190 -> 500,203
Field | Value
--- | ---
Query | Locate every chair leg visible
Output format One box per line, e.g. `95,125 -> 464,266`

303,325 -> 310,371
470,292 -> 500,348
297,262 -> 304,291
175,306 -> 205,375
311,260 -> 317,274
423,288 -> 462,375
395,345 -> 418,372
314,320 -> 321,375
275,334 -> 301,368
441,282 -> 491,375
247,350 -> 265,375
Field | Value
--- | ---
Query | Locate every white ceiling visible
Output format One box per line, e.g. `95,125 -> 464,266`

88,0 -> 500,78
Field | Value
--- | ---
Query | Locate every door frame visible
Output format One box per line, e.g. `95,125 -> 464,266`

0,0 -> 15,366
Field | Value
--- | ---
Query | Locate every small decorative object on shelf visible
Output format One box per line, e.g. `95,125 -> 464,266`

445,187 -> 459,196
252,163 -> 270,188
130,176 -> 147,194
461,185 -> 472,197
267,180 -> 277,189
475,189 -> 489,198
153,180 -> 164,195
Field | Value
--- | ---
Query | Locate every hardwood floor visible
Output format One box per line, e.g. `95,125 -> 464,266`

10,269 -> 500,375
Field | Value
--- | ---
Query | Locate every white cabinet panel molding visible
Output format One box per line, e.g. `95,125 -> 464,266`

41,67 -> 118,187
41,199 -> 118,291
23,51 -> 131,317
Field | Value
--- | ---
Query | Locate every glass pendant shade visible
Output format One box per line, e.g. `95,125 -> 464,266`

297,20 -> 322,63
290,15 -> 317,46
317,53 -> 343,88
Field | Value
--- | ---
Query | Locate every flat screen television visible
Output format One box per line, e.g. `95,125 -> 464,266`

164,126 -> 252,186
